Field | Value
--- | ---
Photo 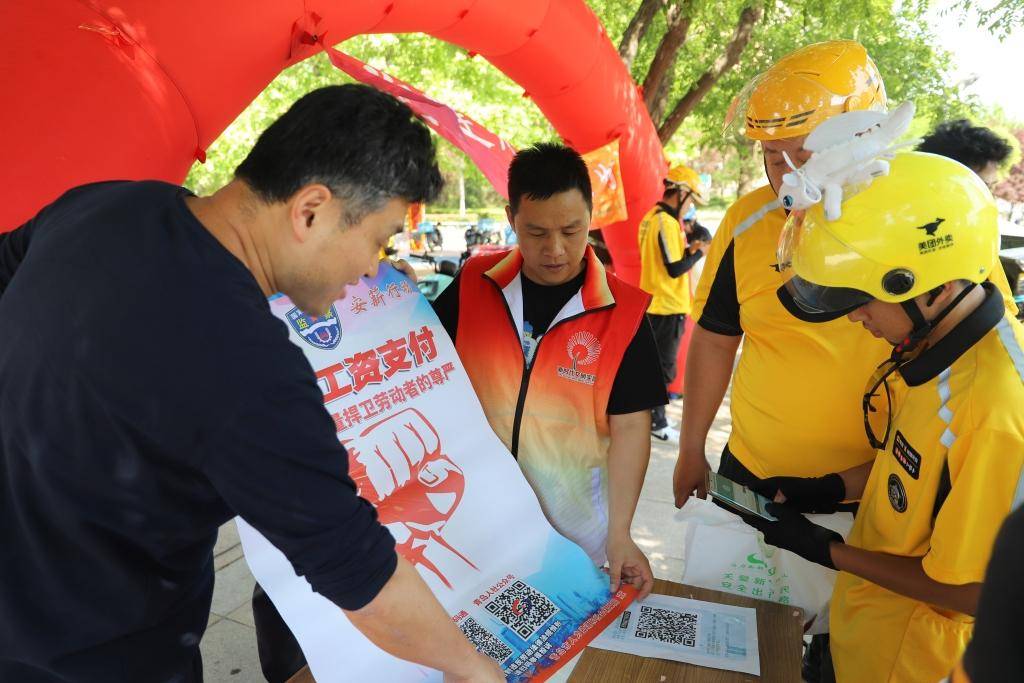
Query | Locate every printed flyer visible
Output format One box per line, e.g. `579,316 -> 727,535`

238,264 -> 633,681
589,593 -> 760,675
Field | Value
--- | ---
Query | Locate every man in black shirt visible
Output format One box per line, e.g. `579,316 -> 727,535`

0,85 -> 503,683
433,144 -> 665,600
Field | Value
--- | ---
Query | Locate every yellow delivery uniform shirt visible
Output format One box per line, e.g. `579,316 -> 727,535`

638,204 -> 692,315
831,288 -> 1024,683
692,185 -> 889,478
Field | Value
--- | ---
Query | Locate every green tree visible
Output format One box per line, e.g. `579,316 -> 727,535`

592,0 -> 965,145
185,34 -> 554,203
186,2 -> 980,206
949,0 -> 1024,38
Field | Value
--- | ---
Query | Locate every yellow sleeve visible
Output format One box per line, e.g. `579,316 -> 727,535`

923,427 -> 1024,585
690,208 -> 737,323
987,261 -> 1020,318
658,213 -> 685,262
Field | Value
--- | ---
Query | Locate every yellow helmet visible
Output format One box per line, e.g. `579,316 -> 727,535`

665,165 -> 707,204
777,152 -> 998,322
726,40 -> 887,141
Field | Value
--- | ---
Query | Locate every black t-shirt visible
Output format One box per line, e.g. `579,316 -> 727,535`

0,182 -> 396,682
432,264 -> 666,415
963,505 -> 1024,680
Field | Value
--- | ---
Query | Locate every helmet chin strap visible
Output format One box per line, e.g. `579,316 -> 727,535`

893,283 -> 976,357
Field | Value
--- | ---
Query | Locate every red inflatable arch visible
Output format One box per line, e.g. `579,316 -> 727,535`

1,1 -> 665,283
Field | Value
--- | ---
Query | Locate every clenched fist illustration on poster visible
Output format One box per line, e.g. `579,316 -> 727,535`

346,408 -> 479,588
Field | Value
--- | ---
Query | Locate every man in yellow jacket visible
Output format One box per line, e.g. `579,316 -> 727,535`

741,152 -> 1024,682
673,40 -> 891,502
638,165 -> 711,442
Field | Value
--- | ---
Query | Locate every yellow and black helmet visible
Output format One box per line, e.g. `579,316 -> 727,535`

777,152 -> 998,322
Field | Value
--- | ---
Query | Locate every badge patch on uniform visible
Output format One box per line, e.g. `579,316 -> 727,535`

556,331 -> 601,386
887,473 -> 908,513
891,431 -> 921,480
287,305 -> 342,350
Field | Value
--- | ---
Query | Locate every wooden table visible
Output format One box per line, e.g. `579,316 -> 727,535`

287,579 -> 803,683
567,579 -> 804,682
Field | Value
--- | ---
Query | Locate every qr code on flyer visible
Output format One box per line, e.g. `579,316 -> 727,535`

483,579 -> 558,639
459,617 -> 514,664
635,605 -> 698,647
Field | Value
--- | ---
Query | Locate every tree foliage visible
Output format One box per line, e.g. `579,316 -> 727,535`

186,1 -> 987,205
185,35 -> 553,207
949,0 -> 1024,39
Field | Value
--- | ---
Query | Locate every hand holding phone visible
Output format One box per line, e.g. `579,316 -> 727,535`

706,471 -> 777,521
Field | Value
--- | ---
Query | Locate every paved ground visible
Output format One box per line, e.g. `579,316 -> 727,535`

201,392 -> 733,681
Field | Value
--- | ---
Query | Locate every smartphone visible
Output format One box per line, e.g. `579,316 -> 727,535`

706,471 -> 777,521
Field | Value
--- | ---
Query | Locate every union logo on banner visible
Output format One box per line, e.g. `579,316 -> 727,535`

287,305 -> 342,350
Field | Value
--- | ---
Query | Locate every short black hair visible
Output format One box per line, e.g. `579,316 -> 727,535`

917,119 -> 1013,173
235,84 -> 442,224
507,143 -> 592,215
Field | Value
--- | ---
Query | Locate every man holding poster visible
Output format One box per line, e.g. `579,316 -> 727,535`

0,85 -> 502,682
433,143 -> 664,599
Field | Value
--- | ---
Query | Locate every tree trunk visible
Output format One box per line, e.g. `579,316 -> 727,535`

641,2 -> 693,115
735,146 -> 760,196
458,171 -> 466,216
647,77 -> 674,126
657,4 -> 763,144
618,0 -> 664,72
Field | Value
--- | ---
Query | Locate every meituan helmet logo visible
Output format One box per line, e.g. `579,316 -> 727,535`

915,217 -> 945,236
566,331 -> 602,371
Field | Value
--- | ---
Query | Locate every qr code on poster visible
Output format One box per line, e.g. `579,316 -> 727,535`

459,617 -> 514,664
635,605 -> 698,647
483,579 -> 558,638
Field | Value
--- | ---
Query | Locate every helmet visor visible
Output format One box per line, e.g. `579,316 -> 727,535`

775,209 -> 873,322
777,274 -> 873,322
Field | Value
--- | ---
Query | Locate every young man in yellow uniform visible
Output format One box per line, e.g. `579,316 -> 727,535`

673,41 -> 891,504
637,165 -> 711,442
742,152 -> 1024,682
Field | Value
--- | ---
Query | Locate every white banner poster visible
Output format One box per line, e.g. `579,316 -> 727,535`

238,265 -> 633,682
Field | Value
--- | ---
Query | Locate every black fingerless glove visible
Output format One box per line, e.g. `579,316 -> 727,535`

759,502 -> 843,569
755,473 -> 845,514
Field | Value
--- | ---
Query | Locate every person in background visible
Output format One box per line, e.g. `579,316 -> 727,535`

433,143 -> 662,599
637,164 -> 710,442
918,118 -> 1013,188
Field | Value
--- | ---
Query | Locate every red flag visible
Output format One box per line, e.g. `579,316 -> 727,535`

324,46 -> 516,200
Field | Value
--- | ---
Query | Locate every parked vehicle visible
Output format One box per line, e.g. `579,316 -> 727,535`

413,220 -> 444,251
408,253 -> 457,301
465,216 -> 505,248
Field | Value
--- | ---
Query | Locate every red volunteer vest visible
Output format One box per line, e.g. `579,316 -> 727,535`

455,246 -> 650,561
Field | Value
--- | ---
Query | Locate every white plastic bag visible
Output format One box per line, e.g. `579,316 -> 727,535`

675,497 -> 853,634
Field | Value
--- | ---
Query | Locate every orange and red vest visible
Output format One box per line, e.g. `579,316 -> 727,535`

455,246 -> 650,562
